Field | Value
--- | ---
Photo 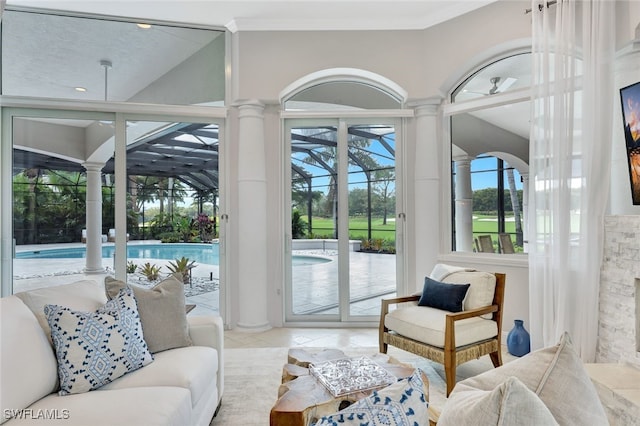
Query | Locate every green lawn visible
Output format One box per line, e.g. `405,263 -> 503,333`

300,214 -> 521,249
472,214 -> 518,233
302,216 -> 396,241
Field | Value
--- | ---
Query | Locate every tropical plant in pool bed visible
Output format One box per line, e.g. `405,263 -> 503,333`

140,262 -> 161,281
174,216 -> 197,243
158,231 -> 181,243
358,238 -> 396,254
291,209 -> 308,239
126,261 -> 137,273
167,256 -> 196,284
197,213 -> 215,242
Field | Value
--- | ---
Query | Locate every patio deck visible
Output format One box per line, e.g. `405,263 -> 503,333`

12,242 -> 396,319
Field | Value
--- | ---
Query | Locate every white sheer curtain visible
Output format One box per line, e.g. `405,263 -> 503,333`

528,0 -> 615,360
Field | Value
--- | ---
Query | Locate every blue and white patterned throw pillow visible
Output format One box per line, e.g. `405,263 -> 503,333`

314,370 -> 429,426
45,287 -> 153,395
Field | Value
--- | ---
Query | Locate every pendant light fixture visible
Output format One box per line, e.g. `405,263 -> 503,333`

100,59 -> 112,101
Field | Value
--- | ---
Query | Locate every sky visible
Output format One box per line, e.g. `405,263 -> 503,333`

470,156 -> 523,191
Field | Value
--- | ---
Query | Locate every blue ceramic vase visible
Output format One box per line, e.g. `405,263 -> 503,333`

506,319 -> 530,357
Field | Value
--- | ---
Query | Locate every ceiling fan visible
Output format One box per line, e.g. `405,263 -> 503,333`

489,76 -> 517,95
463,76 -> 518,97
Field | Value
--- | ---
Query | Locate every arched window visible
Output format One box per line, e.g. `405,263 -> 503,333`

281,68 -> 406,110
448,53 -> 531,254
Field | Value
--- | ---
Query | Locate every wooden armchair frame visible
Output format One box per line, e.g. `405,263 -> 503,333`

379,272 -> 506,396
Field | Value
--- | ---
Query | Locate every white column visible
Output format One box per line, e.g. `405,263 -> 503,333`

1,106 -> 13,296
521,173 -> 529,252
413,101 -> 441,289
83,162 -> 105,274
236,100 -> 270,331
453,155 -> 473,252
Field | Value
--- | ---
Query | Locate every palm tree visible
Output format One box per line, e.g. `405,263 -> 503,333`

130,176 -> 159,212
372,168 -> 395,225
167,178 -> 188,219
295,127 -> 380,238
46,171 -> 87,239
506,166 -> 523,246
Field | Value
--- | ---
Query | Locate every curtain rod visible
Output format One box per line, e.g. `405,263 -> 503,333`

525,0 -> 558,14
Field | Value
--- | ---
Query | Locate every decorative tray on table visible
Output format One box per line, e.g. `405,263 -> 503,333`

309,356 -> 397,397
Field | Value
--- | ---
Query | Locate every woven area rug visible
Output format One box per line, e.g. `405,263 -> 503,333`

210,346 -> 447,426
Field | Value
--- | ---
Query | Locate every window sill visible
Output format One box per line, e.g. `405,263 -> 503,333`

438,252 -> 529,268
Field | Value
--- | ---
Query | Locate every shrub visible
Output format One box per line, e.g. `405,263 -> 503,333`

167,256 -> 196,284
126,261 -> 137,273
291,209 -> 307,239
140,262 -> 161,281
174,216 -> 197,242
359,238 -> 396,254
158,231 -> 181,243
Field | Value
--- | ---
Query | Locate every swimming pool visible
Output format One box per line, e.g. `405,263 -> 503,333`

16,243 -> 331,266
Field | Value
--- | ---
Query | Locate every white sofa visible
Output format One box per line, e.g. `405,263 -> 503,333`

0,280 -> 223,426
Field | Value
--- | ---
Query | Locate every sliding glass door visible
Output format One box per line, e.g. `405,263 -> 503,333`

285,118 -> 402,323
122,118 -> 222,316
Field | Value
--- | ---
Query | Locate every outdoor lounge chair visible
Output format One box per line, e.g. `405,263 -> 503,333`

499,233 -> 515,253
475,235 -> 495,253
108,228 -> 129,242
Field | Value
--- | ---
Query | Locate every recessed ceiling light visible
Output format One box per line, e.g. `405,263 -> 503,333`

75,87 -> 87,92
137,23 -> 151,29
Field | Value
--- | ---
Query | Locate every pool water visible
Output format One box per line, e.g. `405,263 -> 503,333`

16,243 -> 330,266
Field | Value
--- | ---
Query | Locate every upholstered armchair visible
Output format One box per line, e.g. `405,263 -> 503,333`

379,265 -> 506,396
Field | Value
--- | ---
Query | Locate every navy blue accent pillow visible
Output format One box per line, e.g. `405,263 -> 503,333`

418,277 -> 470,312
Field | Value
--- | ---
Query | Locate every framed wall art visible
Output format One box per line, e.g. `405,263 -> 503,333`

620,81 -> 640,205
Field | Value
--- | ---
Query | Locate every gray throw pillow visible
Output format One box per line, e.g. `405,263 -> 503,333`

438,376 -> 559,426
449,332 -> 608,425
105,274 -> 192,353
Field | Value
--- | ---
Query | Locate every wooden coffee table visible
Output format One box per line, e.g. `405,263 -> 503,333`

269,348 -> 427,426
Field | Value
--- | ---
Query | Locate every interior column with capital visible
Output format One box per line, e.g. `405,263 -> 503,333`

83,162 -> 105,274
453,155 -> 474,252
412,101 -> 441,289
235,100 -> 270,330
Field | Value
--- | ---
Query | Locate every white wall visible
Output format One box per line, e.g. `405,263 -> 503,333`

129,35 -> 226,105
437,254 -> 530,343
223,0 -> 533,328
615,1 -> 640,50
232,1 -> 531,104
